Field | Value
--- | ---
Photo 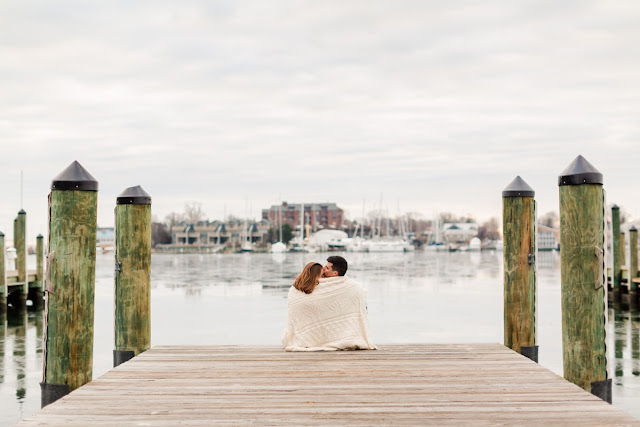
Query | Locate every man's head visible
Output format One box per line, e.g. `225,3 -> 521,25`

323,256 -> 348,277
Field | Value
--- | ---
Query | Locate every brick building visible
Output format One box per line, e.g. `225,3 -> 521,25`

262,202 -> 344,230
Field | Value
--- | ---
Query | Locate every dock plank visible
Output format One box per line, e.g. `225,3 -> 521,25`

17,344 -> 639,426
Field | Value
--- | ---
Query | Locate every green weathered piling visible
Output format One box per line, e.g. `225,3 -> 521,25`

41,161 -> 98,408
502,176 -> 537,362
114,185 -> 152,367
15,210 -> 27,304
630,226 -> 638,306
612,205 -> 622,302
558,155 -> 610,403
29,234 -> 45,309
0,231 -> 6,311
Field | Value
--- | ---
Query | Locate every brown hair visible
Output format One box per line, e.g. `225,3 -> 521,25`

327,256 -> 348,276
293,262 -> 323,294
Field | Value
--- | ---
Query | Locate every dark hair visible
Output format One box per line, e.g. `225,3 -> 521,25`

327,256 -> 348,276
293,262 -> 323,294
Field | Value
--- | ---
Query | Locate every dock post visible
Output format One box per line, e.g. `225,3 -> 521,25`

0,231 -> 6,312
41,161 -> 98,408
558,155 -> 610,403
29,234 -> 45,309
630,226 -> 638,307
13,210 -> 27,307
502,176 -> 537,362
114,185 -> 152,367
612,205 -> 622,303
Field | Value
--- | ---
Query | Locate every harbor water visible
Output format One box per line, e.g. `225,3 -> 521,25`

1,250 -> 639,424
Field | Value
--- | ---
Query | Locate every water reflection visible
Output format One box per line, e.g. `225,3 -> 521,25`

632,309 -> 640,376
614,309 -> 627,379
8,307 -> 27,403
0,310 -> 5,386
2,251 -> 640,425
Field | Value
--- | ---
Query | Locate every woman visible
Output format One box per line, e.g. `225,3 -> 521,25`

281,260 -> 376,352
292,262 -> 323,294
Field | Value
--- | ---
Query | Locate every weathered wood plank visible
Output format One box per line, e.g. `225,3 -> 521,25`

17,344 -> 639,426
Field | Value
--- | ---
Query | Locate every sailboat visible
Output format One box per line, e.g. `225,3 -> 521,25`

362,208 -> 415,253
241,220 -> 253,252
271,205 -> 286,253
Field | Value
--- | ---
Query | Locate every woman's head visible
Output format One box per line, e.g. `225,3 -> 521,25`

293,262 -> 323,294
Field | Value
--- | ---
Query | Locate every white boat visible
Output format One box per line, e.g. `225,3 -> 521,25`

270,242 -> 287,253
241,219 -> 253,252
6,247 -> 17,270
363,239 -> 415,253
469,237 -> 481,251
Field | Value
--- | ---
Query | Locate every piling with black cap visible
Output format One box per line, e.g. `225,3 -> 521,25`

558,155 -> 610,403
114,185 -> 152,367
611,205 -> 622,303
0,231 -> 6,311
41,161 -> 98,408
13,210 -> 27,306
630,226 -> 638,306
502,176 -> 538,362
29,234 -> 45,309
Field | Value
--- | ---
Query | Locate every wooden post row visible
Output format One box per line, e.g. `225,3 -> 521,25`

29,234 -> 45,308
114,185 -> 152,367
558,155 -> 610,403
41,161 -> 98,408
15,209 -> 27,304
502,176 -> 538,362
611,205 -> 621,302
0,231 -> 5,311
630,226 -> 638,305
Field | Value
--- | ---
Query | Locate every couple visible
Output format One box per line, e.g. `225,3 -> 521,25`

281,256 -> 377,352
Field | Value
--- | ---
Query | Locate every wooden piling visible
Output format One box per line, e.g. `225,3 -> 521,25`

630,226 -> 638,306
29,234 -> 45,309
114,185 -> 152,367
611,205 -> 622,302
0,231 -> 6,311
41,161 -> 98,408
502,176 -> 537,362
15,210 -> 27,304
558,155 -> 610,403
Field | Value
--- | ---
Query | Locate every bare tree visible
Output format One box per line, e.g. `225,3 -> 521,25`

184,202 -> 205,223
539,211 -> 559,228
478,217 -> 501,241
165,212 -> 185,227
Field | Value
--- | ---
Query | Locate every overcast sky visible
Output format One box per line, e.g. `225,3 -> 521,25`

1,1 -> 639,242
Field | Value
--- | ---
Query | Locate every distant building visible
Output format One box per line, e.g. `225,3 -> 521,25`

442,223 -> 478,244
537,223 -> 560,251
170,220 -> 270,247
262,202 -> 344,230
97,227 -> 115,251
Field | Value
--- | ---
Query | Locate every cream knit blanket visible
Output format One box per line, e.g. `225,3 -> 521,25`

281,275 -> 377,352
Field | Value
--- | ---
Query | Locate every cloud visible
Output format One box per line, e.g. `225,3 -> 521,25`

1,0 -> 639,239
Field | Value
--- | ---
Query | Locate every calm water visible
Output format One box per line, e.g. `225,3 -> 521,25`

1,250 -> 639,424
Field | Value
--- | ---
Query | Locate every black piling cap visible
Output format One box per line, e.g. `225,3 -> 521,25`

18,209 -> 26,215
0,231 -> 4,237
630,226 -> 638,232
612,204 -> 619,210
558,155 -> 603,186
37,234 -> 43,238
51,161 -> 98,191
116,185 -> 151,205
502,176 -> 535,198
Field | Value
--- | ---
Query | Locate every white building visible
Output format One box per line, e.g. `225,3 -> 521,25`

537,224 -> 560,251
442,223 -> 478,244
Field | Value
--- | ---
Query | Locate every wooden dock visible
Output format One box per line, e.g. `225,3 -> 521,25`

18,344 -> 639,426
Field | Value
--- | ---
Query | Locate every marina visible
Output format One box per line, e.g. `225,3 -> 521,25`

2,250 -> 640,424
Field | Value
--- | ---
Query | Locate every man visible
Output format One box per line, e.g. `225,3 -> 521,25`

282,255 -> 376,351
322,255 -> 348,278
